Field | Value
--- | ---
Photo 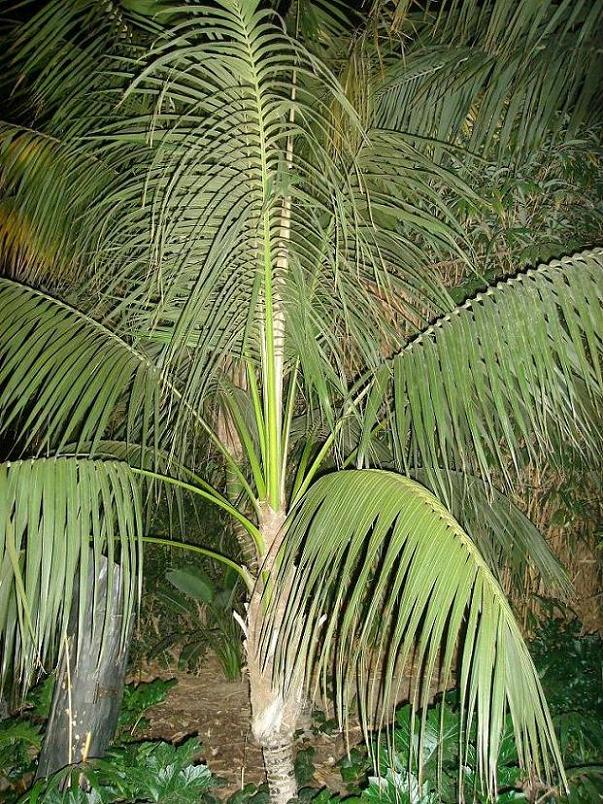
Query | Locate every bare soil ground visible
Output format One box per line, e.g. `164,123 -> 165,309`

129,657 -> 362,797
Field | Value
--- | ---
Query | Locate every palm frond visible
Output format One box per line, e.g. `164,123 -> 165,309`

4,0 -> 150,115
0,278 -> 256,505
372,0 -> 603,158
0,1 -> 160,291
104,1 -> 365,403
0,457 -> 141,688
266,469 -> 563,795
412,469 -> 570,599
0,123 -> 115,285
88,0 -> 475,424
386,249 -> 603,496
0,278 -> 166,457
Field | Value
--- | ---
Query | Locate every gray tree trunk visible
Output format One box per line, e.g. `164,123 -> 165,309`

36,556 -> 130,778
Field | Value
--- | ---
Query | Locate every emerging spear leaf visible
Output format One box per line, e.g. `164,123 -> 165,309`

267,469 -> 564,795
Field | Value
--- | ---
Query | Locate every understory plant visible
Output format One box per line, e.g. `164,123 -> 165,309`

337,619 -> 603,803
23,738 -> 216,804
0,678 -> 180,802
165,566 -> 244,680
0,1 -> 602,802
3,618 -> 600,803
133,525 -> 244,681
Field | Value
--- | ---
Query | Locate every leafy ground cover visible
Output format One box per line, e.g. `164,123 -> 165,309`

0,618 -> 600,803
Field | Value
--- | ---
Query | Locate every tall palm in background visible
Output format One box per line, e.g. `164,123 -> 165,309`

0,0 -> 602,801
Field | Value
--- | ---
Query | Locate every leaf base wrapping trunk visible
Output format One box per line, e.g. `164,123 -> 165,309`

247,506 -> 302,804
249,666 -> 301,804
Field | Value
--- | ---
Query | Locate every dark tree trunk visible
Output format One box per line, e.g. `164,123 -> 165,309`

36,556 -> 130,778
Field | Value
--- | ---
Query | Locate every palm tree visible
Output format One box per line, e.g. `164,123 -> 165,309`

0,0 -> 602,800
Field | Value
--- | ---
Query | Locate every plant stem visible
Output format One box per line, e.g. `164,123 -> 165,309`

132,468 -> 264,555
141,536 -> 253,590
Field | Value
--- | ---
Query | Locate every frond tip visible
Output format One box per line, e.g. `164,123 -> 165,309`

266,469 -> 564,796
0,458 -> 142,689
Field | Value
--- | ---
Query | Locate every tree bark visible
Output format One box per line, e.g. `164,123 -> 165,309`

36,555 -> 130,778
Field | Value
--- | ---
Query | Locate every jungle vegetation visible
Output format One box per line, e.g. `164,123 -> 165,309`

0,0 -> 601,801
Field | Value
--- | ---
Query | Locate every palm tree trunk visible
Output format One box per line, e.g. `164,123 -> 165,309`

262,739 -> 297,804
247,620 -> 301,804
246,505 -> 302,804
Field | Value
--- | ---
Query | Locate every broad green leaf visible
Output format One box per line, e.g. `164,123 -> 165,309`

166,567 -> 216,605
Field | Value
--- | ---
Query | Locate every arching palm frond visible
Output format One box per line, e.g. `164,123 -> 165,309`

411,469 -> 570,599
106,1 -> 362,395
267,470 -> 564,796
0,0 -> 165,293
371,0 -> 603,158
4,0 -> 153,116
285,0 -> 353,46
0,123 -> 119,286
0,278 -> 167,457
0,458 -> 141,688
87,0 -> 477,427
70,1 -> 358,421
381,249 -> 603,497
309,417 -> 569,600
0,277 -> 261,518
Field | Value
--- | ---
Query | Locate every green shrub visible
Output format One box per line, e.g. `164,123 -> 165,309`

21,738 -> 216,804
0,677 -> 186,802
118,679 -> 178,740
